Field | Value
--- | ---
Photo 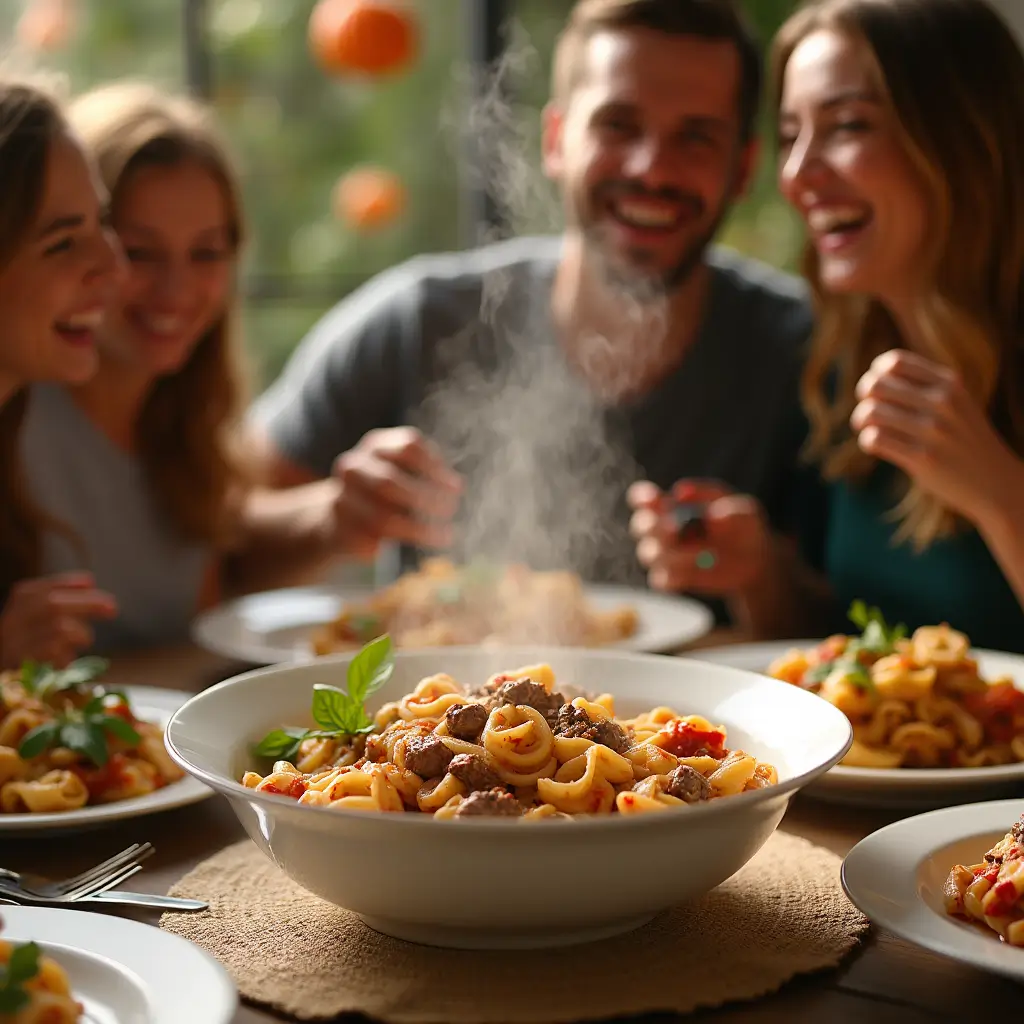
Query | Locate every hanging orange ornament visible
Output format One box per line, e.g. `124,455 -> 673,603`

308,0 -> 418,77
332,166 -> 407,232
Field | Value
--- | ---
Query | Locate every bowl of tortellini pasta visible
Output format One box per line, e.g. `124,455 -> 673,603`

165,639 -> 851,949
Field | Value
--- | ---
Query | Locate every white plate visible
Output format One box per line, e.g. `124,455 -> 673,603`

191,582 -> 714,664
0,687 -> 213,834
842,799 -> 1024,982
688,641 -> 1024,810
0,904 -> 236,1022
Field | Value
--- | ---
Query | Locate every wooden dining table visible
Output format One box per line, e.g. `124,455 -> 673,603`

5,636 -> 1020,1023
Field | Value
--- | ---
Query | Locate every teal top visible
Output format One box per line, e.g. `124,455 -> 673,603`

820,468 -> 1024,653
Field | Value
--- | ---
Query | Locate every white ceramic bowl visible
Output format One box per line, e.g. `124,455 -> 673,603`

165,647 -> 852,949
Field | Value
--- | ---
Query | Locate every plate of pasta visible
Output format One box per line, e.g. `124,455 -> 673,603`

0,659 -> 213,833
688,605 -> 1024,809
191,557 -> 714,664
165,637 -> 851,948
0,905 -> 236,1022
842,799 -> 1024,983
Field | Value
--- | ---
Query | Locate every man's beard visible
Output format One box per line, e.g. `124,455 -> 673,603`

579,184 -> 732,298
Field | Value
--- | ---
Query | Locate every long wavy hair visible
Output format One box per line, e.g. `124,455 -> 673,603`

0,79 -> 73,600
67,81 -> 252,549
772,0 -> 1024,548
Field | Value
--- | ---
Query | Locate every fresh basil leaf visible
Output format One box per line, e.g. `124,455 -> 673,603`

32,657 -> 109,702
847,600 -> 907,651
253,727 -> 309,760
347,634 -> 393,705
859,620 -> 890,653
0,987 -> 30,1013
84,694 -> 106,715
6,942 -> 40,985
311,684 -> 354,732
804,654 -> 874,691
802,661 -> 835,686
18,659 -> 43,694
847,600 -> 869,630
0,941 -> 39,1013
99,715 -> 141,745
58,656 -> 109,686
18,722 -> 60,760
836,656 -> 874,691
29,669 -> 60,700
60,721 -> 109,767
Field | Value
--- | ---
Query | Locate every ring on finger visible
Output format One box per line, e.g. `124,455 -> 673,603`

695,549 -> 717,570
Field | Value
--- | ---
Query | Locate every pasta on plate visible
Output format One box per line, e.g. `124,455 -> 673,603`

944,812 -> 1024,945
0,916 -> 82,1022
0,658 -> 184,815
311,557 -> 638,653
244,638 -> 777,820
767,603 -> 1024,769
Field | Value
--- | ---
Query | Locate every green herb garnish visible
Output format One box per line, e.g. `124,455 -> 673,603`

253,635 -> 394,763
847,600 -> 907,654
802,661 -> 837,687
18,655 -> 110,701
18,692 -> 140,767
0,940 -> 41,1014
834,657 -> 874,690
804,654 -> 874,691
804,602 -> 910,692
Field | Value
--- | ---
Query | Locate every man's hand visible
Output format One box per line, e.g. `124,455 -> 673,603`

329,427 -> 464,558
628,480 -> 772,595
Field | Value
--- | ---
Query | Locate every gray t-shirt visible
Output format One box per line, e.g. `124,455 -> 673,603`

19,384 -> 209,653
254,235 -> 813,590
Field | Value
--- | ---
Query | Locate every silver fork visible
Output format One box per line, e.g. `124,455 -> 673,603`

0,843 -> 154,899
0,861 -> 147,905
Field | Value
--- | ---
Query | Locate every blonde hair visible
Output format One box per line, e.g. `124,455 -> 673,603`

0,78 -> 72,600
67,81 -> 252,548
773,0 -> 1024,549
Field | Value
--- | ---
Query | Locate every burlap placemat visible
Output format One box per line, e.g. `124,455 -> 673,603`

160,831 -> 867,1023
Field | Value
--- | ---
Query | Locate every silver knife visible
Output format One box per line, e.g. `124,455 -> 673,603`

88,890 -> 208,911
0,889 -> 207,912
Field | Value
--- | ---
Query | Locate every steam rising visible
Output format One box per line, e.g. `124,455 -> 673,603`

419,26 -> 675,585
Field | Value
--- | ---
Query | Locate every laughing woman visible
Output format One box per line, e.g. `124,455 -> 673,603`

15,82 -> 250,658
0,78 -> 123,668
771,0 -> 1024,649
16,82 -> 359,660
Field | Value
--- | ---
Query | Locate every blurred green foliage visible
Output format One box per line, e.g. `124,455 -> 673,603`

3,0 -> 802,389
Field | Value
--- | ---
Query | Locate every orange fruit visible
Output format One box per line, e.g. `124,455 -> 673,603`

308,0 -> 418,77
332,167 -> 407,231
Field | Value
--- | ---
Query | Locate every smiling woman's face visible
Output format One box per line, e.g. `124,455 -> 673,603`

0,131 -> 123,396
98,158 -> 236,379
777,27 -> 930,307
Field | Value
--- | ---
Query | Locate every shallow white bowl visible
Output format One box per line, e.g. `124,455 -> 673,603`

165,647 -> 852,949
